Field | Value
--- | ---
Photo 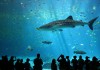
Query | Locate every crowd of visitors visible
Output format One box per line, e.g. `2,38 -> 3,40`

0,53 -> 100,70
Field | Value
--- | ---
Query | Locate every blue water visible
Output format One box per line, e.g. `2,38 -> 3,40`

0,0 -> 100,66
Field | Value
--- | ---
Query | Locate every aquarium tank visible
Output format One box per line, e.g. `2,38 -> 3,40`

0,0 -> 100,69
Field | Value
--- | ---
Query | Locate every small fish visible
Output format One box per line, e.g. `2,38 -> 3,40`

42,41 -> 52,44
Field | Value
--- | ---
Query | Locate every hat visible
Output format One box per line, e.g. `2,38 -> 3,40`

86,56 -> 89,58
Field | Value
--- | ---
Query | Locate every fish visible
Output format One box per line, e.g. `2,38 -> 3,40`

36,16 -> 98,31
74,50 -> 86,54
27,45 -> 33,51
42,41 -> 52,44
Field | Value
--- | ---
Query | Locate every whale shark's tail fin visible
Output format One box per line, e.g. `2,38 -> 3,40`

88,17 -> 99,30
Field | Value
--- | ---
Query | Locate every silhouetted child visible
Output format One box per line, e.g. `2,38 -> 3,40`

33,53 -> 43,70
57,54 -> 66,70
71,56 -> 78,70
51,59 -> 57,70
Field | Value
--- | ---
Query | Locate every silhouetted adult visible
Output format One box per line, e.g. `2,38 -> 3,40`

57,54 -> 66,70
1,55 -> 9,70
90,56 -> 99,70
71,56 -> 78,70
84,56 -> 90,70
24,58 -> 31,70
19,59 -> 24,70
51,59 -> 57,70
77,55 -> 84,70
33,53 -> 43,70
15,59 -> 21,70
66,56 -> 70,70
8,56 -> 16,70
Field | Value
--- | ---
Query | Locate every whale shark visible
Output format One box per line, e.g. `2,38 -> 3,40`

36,16 -> 98,31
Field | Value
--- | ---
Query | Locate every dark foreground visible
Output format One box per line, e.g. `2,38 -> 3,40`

0,54 -> 100,70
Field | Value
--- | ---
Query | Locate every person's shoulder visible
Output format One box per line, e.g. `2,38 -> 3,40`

34,58 -> 37,61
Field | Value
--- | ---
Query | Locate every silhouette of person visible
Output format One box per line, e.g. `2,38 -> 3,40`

98,60 -> 100,70
1,55 -> 9,70
33,53 -> 43,70
24,58 -> 31,70
15,59 -> 21,70
90,56 -> 99,70
57,54 -> 66,70
71,56 -> 78,70
66,56 -> 70,70
0,59 -> 1,70
8,56 -> 16,70
84,56 -> 90,70
20,59 -> 24,70
51,59 -> 57,70
77,55 -> 84,70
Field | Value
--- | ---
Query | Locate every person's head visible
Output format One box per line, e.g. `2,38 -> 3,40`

37,53 -> 40,58
17,59 -> 20,62
60,54 -> 64,59
85,56 -> 89,59
66,56 -> 69,59
92,56 -> 98,61
73,56 -> 77,59
52,59 -> 56,63
26,58 -> 30,62
79,55 -> 82,59
20,59 -> 23,63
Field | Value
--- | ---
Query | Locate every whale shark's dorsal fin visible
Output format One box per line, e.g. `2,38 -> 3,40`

66,16 -> 73,20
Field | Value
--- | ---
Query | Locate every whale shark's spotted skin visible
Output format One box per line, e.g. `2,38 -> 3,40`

37,16 -> 98,31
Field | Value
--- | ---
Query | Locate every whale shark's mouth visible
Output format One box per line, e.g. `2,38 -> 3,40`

36,28 -> 40,30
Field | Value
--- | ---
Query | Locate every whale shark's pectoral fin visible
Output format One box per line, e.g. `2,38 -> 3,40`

66,15 -> 73,20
